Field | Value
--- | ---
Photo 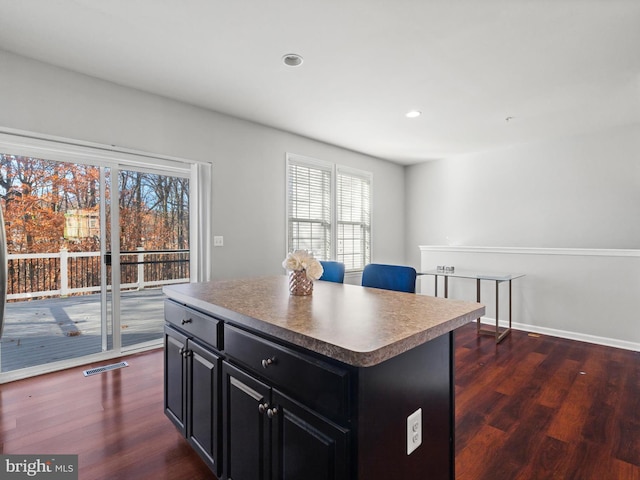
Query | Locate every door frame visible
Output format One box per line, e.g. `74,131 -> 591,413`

0,128 -> 205,383
112,163 -> 193,354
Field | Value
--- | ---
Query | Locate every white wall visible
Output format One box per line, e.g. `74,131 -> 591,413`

418,246 -> 640,349
407,126 -> 640,348
0,50 -> 406,279
405,123 -> 640,267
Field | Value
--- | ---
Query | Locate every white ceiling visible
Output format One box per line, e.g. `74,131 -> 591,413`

0,0 -> 639,164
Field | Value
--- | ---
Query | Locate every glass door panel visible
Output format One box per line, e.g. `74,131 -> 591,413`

0,154 -> 108,373
116,169 -> 190,350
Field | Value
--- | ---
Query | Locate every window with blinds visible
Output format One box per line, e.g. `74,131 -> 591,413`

286,154 -> 371,271
337,168 -> 371,271
287,161 -> 332,260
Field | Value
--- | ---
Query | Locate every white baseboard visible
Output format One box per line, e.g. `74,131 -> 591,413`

477,317 -> 640,352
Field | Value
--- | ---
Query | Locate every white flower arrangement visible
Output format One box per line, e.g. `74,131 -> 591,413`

282,250 -> 324,281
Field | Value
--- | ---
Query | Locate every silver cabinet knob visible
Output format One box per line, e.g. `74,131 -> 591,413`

261,357 -> 276,369
267,407 -> 278,419
258,403 -> 269,414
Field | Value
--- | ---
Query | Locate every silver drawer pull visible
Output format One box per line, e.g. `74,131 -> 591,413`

261,357 -> 276,369
181,318 -> 193,325
258,402 -> 269,414
267,407 -> 278,419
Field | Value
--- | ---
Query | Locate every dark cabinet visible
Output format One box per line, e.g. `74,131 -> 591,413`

164,324 -> 222,477
222,361 -> 349,480
164,325 -> 188,435
223,324 -> 350,423
165,296 -> 455,480
188,339 -> 221,473
271,389 -> 349,480
222,361 -> 271,480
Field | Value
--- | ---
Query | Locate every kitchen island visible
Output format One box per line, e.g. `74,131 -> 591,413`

163,276 -> 484,480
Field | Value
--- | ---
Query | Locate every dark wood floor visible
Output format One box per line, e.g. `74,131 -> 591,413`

0,348 -> 213,479
0,323 -> 638,479
455,324 -> 640,480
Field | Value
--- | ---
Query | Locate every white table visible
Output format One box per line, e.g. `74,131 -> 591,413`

420,270 -> 525,343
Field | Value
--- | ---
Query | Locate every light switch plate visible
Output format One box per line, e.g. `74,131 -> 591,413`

213,236 -> 224,247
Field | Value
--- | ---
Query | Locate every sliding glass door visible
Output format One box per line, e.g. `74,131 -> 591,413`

112,167 -> 189,351
0,149 -> 191,379
0,154 -> 109,373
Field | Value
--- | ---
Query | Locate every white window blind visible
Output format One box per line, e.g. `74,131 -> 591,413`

286,154 -> 371,271
337,168 -> 371,271
286,160 -> 332,260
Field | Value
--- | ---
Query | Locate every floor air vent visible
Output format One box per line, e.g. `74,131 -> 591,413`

83,361 -> 129,377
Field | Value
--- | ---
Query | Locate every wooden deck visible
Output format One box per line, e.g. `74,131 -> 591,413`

0,289 -> 166,372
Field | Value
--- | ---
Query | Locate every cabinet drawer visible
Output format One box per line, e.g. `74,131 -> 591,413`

224,324 -> 350,422
165,300 -> 221,350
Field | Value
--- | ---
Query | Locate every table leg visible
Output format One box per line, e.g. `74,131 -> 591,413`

495,279 -> 512,344
434,275 -> 438,297
444,276 -> 449,299
509,279 -> 512,332
476,279 -> 512,344
476,278 -> 481,334
495,280 -> 499,343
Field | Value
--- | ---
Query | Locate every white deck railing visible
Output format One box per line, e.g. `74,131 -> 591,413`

7,248 -> 189,300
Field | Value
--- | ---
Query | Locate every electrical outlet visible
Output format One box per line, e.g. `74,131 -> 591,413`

213,236 -> 224,247
407,408 -> 422,455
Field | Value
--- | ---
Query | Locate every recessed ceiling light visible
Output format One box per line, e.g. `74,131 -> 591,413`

406,110 -> 422,118
282,53 -> 304,67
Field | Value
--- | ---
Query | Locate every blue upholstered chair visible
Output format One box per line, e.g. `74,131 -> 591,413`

361,263 -> 417,293
319,261 -> 345,283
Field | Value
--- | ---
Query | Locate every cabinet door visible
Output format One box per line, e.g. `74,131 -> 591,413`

222,361 -> 271,480
164,325 -> 188,435
271,390 -> 350,480
188,339 -> 222,477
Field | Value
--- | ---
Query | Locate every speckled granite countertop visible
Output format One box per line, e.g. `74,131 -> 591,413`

164,276 -> 485,367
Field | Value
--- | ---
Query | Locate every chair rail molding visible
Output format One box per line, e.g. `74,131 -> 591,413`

418,245 -> 640,258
